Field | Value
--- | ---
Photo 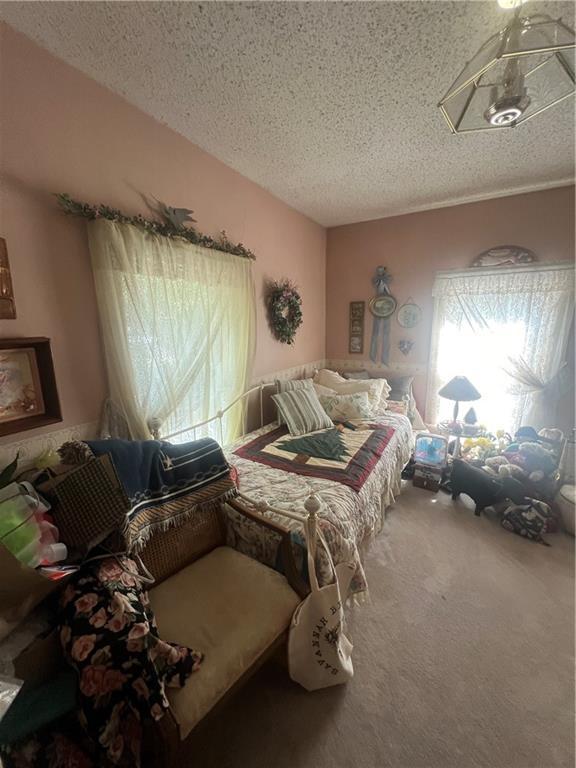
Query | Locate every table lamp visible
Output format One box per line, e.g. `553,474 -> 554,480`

438,376 -> 481,424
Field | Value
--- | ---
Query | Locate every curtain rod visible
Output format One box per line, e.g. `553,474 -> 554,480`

435,261 -> 574,279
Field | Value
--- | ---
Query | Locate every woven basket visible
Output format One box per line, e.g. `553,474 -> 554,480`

140,506 -> 226,585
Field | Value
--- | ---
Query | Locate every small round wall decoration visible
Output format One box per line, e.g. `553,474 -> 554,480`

397,298 -> 422,328
267,279 -> 303,345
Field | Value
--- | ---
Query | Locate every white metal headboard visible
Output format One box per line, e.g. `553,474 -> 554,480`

159,385 -> 324,532
159,381 -> 277,444
157,376 -> 333,533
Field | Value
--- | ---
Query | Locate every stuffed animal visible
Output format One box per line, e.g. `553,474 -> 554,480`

518,442 -> 557,475
538,428 -> 563,445
485,455 -> 509,469
499,462 -> 528,480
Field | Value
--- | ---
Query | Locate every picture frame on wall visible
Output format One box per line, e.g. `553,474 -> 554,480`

349,301 -> 365,354
0,338 -> 62,436
0,238 -> 16,320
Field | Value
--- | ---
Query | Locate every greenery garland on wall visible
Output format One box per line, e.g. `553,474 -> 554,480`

267,280 -> 303,345
56,193 -> 256,260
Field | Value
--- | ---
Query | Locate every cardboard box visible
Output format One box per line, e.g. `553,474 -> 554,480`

0,543 -> 65,643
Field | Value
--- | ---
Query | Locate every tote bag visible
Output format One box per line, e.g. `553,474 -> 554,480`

288,517 -> 355,691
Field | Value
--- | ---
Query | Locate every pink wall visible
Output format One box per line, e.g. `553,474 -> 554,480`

0,24 -> 326,442
2,22 -> 573,445
326,186 -> 575,418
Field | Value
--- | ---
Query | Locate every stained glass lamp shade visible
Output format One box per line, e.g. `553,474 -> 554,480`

439,10 -> 575,133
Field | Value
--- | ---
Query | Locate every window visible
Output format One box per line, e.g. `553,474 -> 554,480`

89,219 -> 255,443
426,264 -> 574,433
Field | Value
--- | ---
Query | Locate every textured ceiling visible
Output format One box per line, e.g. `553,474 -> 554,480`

1,1 -> 574,226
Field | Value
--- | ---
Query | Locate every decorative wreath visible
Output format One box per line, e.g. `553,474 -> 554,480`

267,280 -> 303,345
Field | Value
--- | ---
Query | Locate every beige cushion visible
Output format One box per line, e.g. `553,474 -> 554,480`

313,368 -> 347,389
149,546 -> 300,737
313,369 -> 389,412
313,382 -> 337,398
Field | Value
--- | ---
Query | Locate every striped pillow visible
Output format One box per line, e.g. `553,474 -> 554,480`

272,389 -> 333,436
275,377 -> 314,393
274,378 -> 314,424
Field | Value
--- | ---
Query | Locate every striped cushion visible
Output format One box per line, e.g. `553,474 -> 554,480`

274,378 -> 314,424
275,377 -> 314,393
272,389 -> 333,436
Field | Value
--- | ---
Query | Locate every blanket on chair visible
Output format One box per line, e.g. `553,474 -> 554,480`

85,438 -> 236,549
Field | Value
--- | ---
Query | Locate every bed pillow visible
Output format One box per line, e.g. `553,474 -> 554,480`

329,379 -> 388,413
333,379 -> 384,409
272,389 -> 334,436
343,370 -> 391,396
385,375 -> 414,402
275,378 -> 314,393
313,382 -> 337,398
386,399 -> 409,416
343,370 -> 371,381
314,369 -> 391,413
381,376 -> 416,421
274,378 -> 314,423
313,369 -> 348,390
319,392 -> 372,421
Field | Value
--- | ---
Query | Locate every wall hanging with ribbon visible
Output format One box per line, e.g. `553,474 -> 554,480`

369,266 -> 396,364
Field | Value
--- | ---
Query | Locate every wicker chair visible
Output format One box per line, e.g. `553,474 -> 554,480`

140,497 -> 307,767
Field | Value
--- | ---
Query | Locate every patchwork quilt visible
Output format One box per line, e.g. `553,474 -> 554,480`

234,423 -> 396,493
226,412 -> 414,599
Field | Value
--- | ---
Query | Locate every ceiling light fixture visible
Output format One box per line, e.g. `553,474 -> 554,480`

438,7 -> 575,134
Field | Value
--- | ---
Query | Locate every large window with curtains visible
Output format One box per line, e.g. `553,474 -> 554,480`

426,263 -> 574,433
88,219 -> 255,443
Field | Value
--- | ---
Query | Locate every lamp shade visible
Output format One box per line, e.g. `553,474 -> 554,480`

438,376 -> 481,402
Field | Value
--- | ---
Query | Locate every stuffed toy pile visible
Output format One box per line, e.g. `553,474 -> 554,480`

453,426 -> 564,542
481,427 -> 562,485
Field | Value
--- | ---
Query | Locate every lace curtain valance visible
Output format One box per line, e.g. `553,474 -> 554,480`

432,263 -> 574,298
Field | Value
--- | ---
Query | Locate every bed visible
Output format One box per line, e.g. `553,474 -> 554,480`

223,410 -> 414,600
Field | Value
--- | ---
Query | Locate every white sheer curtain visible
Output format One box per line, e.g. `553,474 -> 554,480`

426,263 -> 574,432
88,219 -> 255,443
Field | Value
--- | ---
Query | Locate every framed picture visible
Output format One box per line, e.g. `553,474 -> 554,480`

349,301 -> 365,354
369,294 -> 397,318
0,338 -> 62,436
0,238 -> 16,320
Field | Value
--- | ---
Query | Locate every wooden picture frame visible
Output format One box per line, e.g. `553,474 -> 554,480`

0,338 -> 62,436
349,301 -> 365,354
0,238 -> 16,320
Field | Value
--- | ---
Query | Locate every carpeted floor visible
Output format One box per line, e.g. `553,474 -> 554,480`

185,484 -> 575,768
